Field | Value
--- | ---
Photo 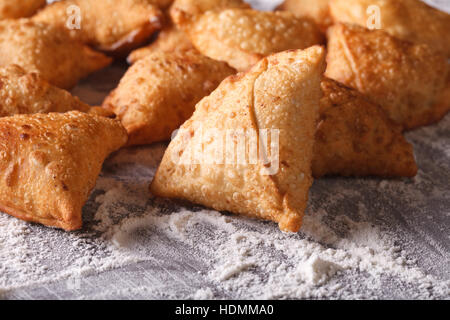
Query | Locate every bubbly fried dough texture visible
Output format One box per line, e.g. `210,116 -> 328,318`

33,0 -> 164,55
0,0 -> 46,19
0,19 -> 112,89
313,79 -> 418,178
0,111 -> 128,230
127,25 -> 194,64
170,0 -> 250,28
103,49 -> 235,146
151,47 -> 326,232
184,9 -> 324,71
277,0 -> 332,31
0,65 -> 91,117
325,24 -> 449,130
329,0 -> 450,57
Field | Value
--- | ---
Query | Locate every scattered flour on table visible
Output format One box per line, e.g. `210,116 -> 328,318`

0,140 -> 449,299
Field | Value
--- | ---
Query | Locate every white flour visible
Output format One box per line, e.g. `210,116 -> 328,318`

1,120 -> 449,300
0,0 -> 449,300
1,137 -> 448,299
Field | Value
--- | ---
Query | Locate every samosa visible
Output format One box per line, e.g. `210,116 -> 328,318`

329,0 -> 450,57
151,47 -> 326,232
313,79 -> 418,178
325,23 -> 449,130
103,49 -> 235,146
33,0 -> 164,55
0,19 -> 111,89
182,9 -> 323,71
0,112 -> 127,230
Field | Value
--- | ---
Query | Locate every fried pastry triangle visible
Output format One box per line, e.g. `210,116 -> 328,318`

183,9 -> 324,71
33,0 -> 164,55
0,0 -> 46,19
151,47 -> 326,232
325,23 -> 449,130
277,0 -> 332,31
129,0 -> 249,63
0,19 -> 112,89
313,79 -> 418,178
0,65 -> 92,117
104,49 -> 235,146
0,111 -> 128,230
329,0 -> 450,57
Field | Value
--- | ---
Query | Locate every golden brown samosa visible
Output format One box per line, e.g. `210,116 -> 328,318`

103,49 -> 235,146
183,9 -> 324,71
151,47 -> 326,232
325,23 -> 449,130
0,111 -> 127,230
33,0 -> 164,55
0,65 -> 92,117
129,0 -> 248,63
329,0 -> 450,57
313,79 -> 418,178
0,19 -> 112,89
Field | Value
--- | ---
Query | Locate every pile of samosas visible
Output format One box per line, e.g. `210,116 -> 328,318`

0,0 -> 448,232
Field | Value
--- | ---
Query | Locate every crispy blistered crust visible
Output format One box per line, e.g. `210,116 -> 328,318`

0,65 -> 91,117
151,47 -> 326,232
277,0 -> 332,32
184,9 -> 324,71
0,19 -> 112,89
0,111 -> 128,230
104,49 -> 235,146
33,0 -> 164,55
325,23 -> 449,130
0,0 -> 46,19
127,25 -> 194,64
313,78 -> 418,178
329,0 -> 450,57
170,0 -> 250,28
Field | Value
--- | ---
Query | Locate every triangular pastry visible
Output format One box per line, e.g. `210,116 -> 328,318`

325,23 -> 449,130
313,78 -> 418,178
103,49 -> 235,146
0,19 -> 112,89
0,0 -> 46,19
129,0 -> 249,63
181,8 -> 324,71
0,65 -> 92,117
277,0 -> 332,32
329,0 -> 450,57
151,47 -> 326,232
0,111 -> 128,230
33,0 -> 164,55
